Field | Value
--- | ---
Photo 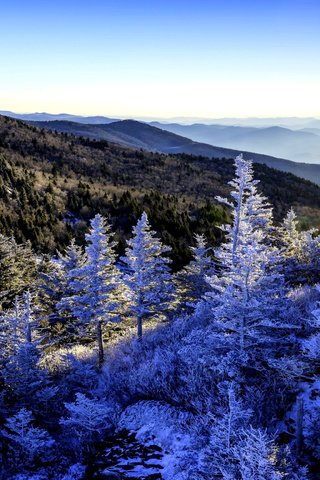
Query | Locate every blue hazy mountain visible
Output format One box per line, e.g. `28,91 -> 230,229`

150,122 -> 320,164
5,111 -> 320,163
0,111 -> 116,124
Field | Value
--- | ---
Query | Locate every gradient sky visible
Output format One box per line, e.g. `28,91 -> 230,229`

1,0 -> 320,118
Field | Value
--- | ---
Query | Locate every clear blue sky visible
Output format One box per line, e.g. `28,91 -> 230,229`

1,0 -> 319,118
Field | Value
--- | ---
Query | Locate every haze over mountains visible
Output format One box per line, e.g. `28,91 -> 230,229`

151,122 -> 320,164
2,111 -> 320,129
3,110 -> 320,186
0,111 -> 117,124
20,117 -> 320,186
2,110 -> 320,165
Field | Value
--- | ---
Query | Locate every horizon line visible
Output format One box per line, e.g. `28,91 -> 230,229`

1,109 -> 320,121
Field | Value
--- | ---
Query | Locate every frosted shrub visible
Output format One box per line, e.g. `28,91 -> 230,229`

2,408 -> 55,468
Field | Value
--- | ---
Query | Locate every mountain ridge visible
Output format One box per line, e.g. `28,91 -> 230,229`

28,118 -> 320,185
150,121 -> 320,164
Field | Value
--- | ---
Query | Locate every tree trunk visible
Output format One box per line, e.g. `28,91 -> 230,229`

97,320 -> 104,368
239,316 -> 245,352
137,314 -> 143,341
296,395 -> 304,457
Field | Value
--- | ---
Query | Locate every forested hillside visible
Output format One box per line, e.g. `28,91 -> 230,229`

1,154 -> 320,479
30,118 -> 320,185
1,114 -> 320,270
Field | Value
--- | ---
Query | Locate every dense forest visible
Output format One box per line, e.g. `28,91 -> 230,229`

0,152 -> 320,479
1,114 -> 320,271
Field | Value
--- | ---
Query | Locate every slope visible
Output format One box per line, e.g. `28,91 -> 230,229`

150,122 -> 320,164
31,119 -> 320,185
1,114 -> 320,269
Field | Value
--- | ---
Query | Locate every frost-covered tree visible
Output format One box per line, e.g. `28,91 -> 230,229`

60,393 -> 114,454
176,233 -> 214,307
58,239 -> 86,273
232,427 -> 281,480
38,241 -> 86,345
2,408 -> 54,467
278,208 -> 320,283
0,235 -> 37,307
204,154 -> 283,353
122,212 -> 175,340
201,396 -> 282,480
281,209 -> 302,253
58,215 -> 123,366
0,291 -> 39,359
2,341 -> 48,406
209,382 -> 252,455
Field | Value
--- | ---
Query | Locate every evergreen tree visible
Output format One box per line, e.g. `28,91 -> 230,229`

278,208 -> 320,284
60,393 -> 114,455
58,214 -> 123,366
2,342 -> 48,406
176,233 -> 214,308
38,241 -> 86,346
2,408 -> 54,467
232,427 -> 282,480
204,154 -> 282,353
122,212 -> 175,340
0,235 -> 37,307
0,291 -> 39,359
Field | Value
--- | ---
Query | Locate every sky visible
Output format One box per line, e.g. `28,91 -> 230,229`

1,0 -> 320,119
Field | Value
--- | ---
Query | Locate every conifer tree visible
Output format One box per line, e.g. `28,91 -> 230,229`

2,408 -> 54,467
0,235 -> 37,307
204,155 -> 281,352
0,291 -> 39,359
122,212 -> 175,340
58,214 -> 123,366
177,233 -> 214,307
279,208 -> 320,283
38,241 -> 86,345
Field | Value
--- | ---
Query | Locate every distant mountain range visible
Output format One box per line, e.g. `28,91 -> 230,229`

3,110 -> 320,164
164,117 -> 320,129
29,118 -> 320,185
2,111 -> 320,128
0,111 -> 116,124
3,110 -> 320,176
150,122 -> 320,164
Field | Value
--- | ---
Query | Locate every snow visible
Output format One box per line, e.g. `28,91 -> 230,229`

118,401 -> 195,480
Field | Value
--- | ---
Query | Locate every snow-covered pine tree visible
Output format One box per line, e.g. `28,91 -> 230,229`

0,235 -> 37,308
38,240 -> 86,345
2,408 -> 54,467
2,340 -> 48,407
58,214 -> 123,366
0,291 -> 39,359
278,209 -> 307,282
176,233 -> 214,308
278,208 -> 320,284
232,427 -> 282,480
58,239 -> 86,273
60,393 -> 114,453
122,212 -> 175,340
204,154 -> 281,353
201,154 -> 304,371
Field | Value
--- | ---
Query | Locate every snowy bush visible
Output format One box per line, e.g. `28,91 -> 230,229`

2,408 -> 55,467
60,393 -> 117,456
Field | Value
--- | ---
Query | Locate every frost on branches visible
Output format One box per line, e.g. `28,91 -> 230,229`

122,212 -> 176,340
204,154 -> 287,355
58,214 -> 123,366
0,154 -> 319,480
